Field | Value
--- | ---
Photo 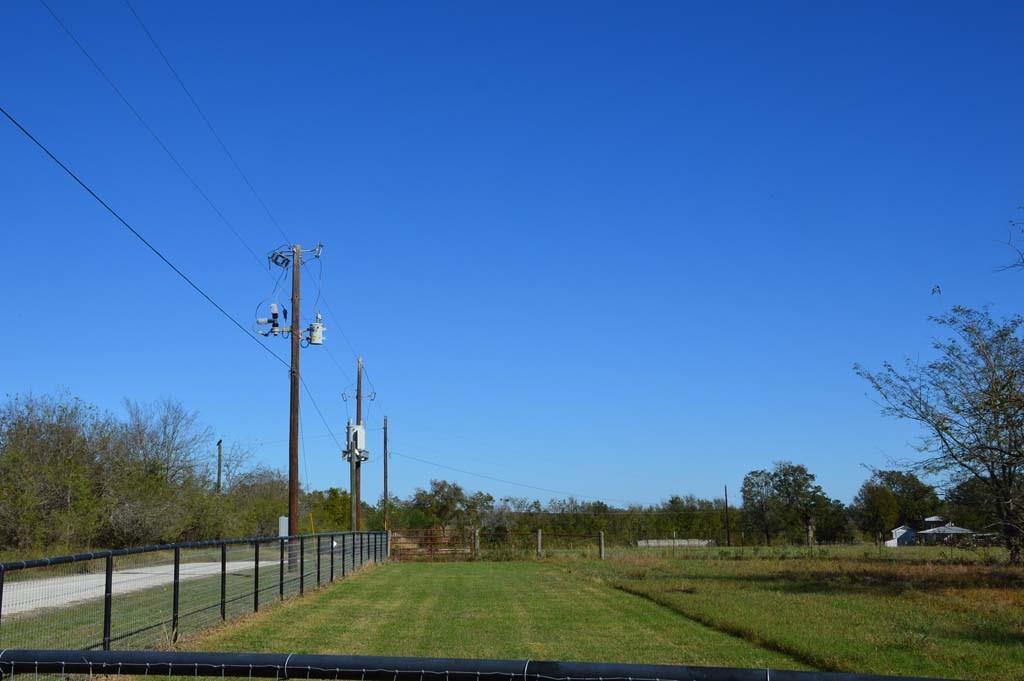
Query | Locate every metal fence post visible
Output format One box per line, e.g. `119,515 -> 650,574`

536,529 -> 542,559
386,530 -> 391,560
341,534 -> 347,577
351,531 -> 356,571
172,547 -> 180,642
599,531 -> 605,560
102,555 -> 113,650
474,528 -> 480,557
330,534 -> 335,582
316,535 -> 322,586
253,542 -> 260,613
299,536 -> 305,595
279,538 -> 285,601
220,543 -> 227,620
0,565 -> 5,628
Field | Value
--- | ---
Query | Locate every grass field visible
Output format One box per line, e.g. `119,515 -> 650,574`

193,561 -> 808,670
193,554 -> 1024,681
561,551 -> 1024,680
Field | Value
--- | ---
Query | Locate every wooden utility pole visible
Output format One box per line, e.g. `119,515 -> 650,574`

354,357 -> 364,530
383,415 -> 389,531
288,244 -> 301,543
724,484 -> 731,547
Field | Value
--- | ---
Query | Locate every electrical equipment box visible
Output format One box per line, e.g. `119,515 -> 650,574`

308,313 -> 325,345
346,423 -> 366,453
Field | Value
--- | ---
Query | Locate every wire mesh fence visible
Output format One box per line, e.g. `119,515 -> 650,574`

0,532 -> 387,650
389,529 -> 605,562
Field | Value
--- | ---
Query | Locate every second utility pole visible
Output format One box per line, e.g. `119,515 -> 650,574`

383,415 -> 389,531
350,357 -> 364,531
288,244 -> 301,547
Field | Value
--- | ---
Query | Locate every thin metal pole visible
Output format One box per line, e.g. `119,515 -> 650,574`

299,536 -> 305,595
383,416 -> 389,531
599,531 -> 605,560
341,534 -> 347,577
102,555 -> 113,650
172,547 -> 180,642
253,542 -> 260,613
330,534 -> 335,582
350,532 -> 355,573
279,538 -> 285,601
316,535 -> 322,586
0,566 -> 4,627
220,543 -> 227,620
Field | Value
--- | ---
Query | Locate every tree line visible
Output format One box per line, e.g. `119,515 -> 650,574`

2,306 -> 1020,562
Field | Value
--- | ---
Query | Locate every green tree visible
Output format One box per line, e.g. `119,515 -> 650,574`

857,307 -> 1024,564
412,479 -> 468,529
852,481 -> 899,544
871,470 -> 940,529
741,469 -> 779,544
771,461 -> 824,546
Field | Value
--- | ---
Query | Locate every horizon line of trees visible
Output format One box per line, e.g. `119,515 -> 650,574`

3,307 -> 1020,565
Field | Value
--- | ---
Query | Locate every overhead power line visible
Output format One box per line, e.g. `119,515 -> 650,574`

121,2 -> 374,402
122,0 -> 290,244
388,450 -> 642,506
1,100 -> 347,461
0,104 -> 288,369
38,0 -> 268,273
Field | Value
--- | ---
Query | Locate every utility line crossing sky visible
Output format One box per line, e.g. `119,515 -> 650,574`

2,1 -> 1022,504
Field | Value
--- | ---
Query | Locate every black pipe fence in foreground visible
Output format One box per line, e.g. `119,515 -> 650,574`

0,532 -> 387,651
0,649 -> 951,681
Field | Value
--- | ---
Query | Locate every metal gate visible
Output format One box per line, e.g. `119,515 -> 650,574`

389,529 -> 473,562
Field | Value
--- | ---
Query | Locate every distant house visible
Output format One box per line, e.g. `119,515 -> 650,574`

885,520 -> 975,547
917,522 -> 974,544
885,525 -> 917,547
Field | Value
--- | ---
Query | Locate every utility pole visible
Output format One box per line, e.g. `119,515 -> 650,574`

288,244 -> 301,543
216,439 -> 223,494
343,357 -> 369,533
258,243 -> 325,559
724,484 -> 731,547
355,357 -> 363,530
383,415 -> 389,531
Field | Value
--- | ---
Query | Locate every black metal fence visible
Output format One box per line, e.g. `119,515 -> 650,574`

0,531 -> 387,650
0,649 -> 952,681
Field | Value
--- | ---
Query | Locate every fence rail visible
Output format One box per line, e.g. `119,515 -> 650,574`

0,649 -> 951,681
0,531 -> 387,650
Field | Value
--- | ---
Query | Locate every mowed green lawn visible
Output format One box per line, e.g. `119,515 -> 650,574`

561,553 -> 1024,681
193,561 -> 809,671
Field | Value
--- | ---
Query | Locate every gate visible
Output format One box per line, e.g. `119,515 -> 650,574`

389,529 -> 473,562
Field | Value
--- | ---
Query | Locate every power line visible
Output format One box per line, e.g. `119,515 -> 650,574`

300,377 -> 344,451
123,0 -> 291,244
120,2 -> 372,400
38,0 -> 269,273
0,103 -> 288,369
388,450 -> 642,506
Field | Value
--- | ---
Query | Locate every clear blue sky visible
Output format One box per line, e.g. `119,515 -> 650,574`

2,1 -> 1022,505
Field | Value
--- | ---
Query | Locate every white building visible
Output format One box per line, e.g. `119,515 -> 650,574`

884,525 -> 917,547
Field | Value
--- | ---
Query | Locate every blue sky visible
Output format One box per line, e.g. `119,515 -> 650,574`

2,1 -> 1022,505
